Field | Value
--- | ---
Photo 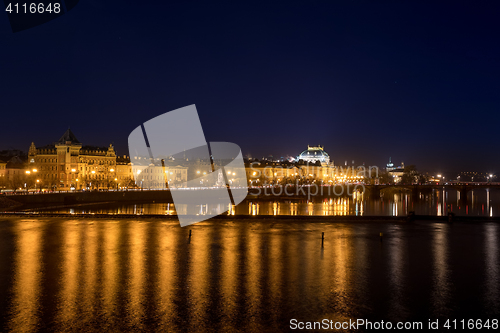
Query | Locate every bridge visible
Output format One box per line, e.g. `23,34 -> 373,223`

365,183 -> 500,203
2,183 -> 499,207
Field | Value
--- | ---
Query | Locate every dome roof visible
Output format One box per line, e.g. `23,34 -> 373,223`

297,145 -> 330,164
299,149 -> 329,158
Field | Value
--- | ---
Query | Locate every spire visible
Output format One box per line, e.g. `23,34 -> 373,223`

29,142 -> 37,155
57,128 -> 80,144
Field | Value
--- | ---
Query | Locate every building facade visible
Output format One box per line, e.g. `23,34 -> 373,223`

28,129 -> 128,190
297,145 -> 331,165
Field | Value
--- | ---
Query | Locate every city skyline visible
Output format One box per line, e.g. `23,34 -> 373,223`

1,2 -> 500,331
1,127 -> 498,180
1,2 -> 500,173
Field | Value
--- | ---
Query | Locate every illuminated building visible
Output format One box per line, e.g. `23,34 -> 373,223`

164,166 -> 188,186
0,160 -> 5,181
27,128 -> 126,190
116,155 -> 134,188
297,145 -> 331,165
1,157 -> 26,190
386,157 -> 404,183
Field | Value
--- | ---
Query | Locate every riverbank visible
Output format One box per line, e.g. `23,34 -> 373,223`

0,196 -> 23,210
1,211 -> 498,223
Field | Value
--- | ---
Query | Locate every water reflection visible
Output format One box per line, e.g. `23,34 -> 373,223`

484,223 -> 499,315
102,221 -> 120,328
1,218 -> 499,331
8,221 -> 43,332
387,225 -> 408,320
81,222 -> 98,326
127,221 -> 146,330
37,189 -> 500,217
187,223 -> 211,331
431,224 -> 451,318
57,221 -> 80,329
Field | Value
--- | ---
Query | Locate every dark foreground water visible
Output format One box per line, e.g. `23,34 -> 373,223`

0,218 -> 498,332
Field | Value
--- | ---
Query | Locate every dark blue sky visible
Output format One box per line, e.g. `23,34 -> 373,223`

1,1 -> 499,174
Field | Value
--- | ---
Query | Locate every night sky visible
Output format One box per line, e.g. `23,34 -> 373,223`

1,1 -> 499,174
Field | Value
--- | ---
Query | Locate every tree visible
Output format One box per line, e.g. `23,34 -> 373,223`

401,165 -> 419,184
418,173 -> 429,184
8,174 -> 24,191
378,171 -> 393,185
0,176 -> 7,190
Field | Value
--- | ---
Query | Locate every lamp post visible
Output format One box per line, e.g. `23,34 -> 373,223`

109,168 -> 115,190
32,169 -> 38,191
70,168 -> 77,190
25,170 -> 30,192
136,169 -> 142,190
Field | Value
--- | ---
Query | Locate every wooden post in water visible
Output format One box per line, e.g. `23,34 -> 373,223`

188,229 -> 192,244
407,211 -> 415,222
322,232 -> 324,247
447,205 -> 454,223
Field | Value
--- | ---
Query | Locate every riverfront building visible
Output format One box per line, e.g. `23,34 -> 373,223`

8,135 -> 373,191
26,129 -> 189,191
297,145 -> 331,165
386,158 -> 405,183
27,129 -> 123,190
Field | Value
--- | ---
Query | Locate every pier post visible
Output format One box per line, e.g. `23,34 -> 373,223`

407,211 -> 415,222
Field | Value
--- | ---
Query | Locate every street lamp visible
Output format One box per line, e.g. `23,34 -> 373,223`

108,168 -> 115,190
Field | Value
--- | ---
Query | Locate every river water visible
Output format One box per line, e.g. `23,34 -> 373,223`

0,217 -> 498,332
32,188 -> 500,217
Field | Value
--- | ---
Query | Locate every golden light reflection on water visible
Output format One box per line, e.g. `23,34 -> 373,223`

157,225 -> 177,329
9,221 -> 42,333
2,218 -> 499,331
484,223 -> 499,312
227,204 -> 236,215
187,225 -> 211,331
40,187 -> 500,217
102,221 -> 120,326
388,226 -> 407,320
127,221 -> 147,330
273,202 -> 280,216
431,224 -> 450,316
250,203 -> 259,215
81,222 -> 98,323
57,221 -> 81,328
220,225 -> 239,329
246,226 -> 263,331
268,227 -> 282,324
329,228 -> 351,313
